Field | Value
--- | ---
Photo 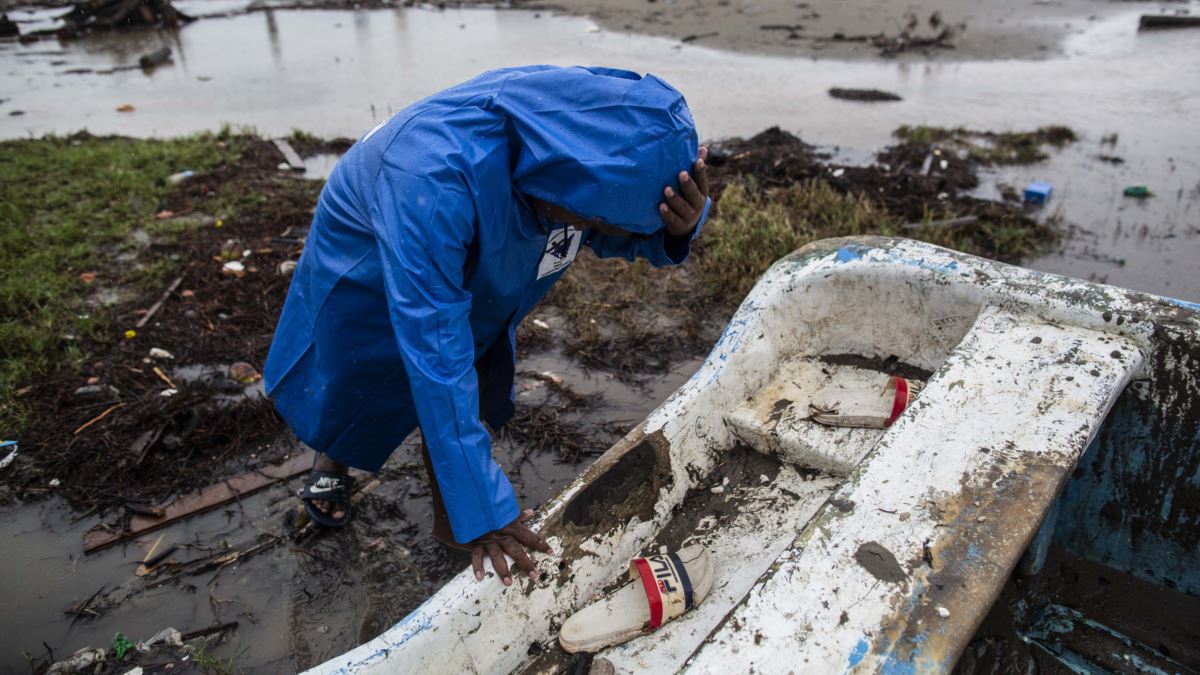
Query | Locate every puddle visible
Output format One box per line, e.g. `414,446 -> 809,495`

302,152 -> 340,180
0,350 -> 704,672
1,5 -> 1195,299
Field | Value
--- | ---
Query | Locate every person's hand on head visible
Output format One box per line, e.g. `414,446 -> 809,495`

659,146 -> 711,238
469,509 -> 553,586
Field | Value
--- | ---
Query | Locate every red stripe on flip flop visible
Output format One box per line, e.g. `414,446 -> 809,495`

887,377 -> 910,426
633,558 -> 664,630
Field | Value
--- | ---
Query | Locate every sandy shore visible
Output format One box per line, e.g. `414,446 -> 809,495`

509,0 -> 1129,59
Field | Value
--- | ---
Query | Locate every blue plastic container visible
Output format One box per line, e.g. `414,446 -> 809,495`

1024,181 -> 1053,205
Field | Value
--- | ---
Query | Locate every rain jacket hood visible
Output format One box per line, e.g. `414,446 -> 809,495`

264,66 -> 704,544
501,66 -> 699,234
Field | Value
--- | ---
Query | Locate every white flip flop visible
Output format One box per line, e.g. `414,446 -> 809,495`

810,375 -> 923,429
559,545 -> 715,654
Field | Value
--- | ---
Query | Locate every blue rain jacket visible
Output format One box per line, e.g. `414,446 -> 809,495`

264,65 -> 706,543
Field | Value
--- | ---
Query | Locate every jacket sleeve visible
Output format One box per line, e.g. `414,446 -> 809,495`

585,197 -> 710,267
369,162 -> 519,545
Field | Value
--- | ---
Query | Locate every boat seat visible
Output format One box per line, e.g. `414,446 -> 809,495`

681,308 -> 1143,673
724,358 -> 903,476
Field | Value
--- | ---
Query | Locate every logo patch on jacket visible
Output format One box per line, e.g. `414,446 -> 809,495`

537,225 -> 582,279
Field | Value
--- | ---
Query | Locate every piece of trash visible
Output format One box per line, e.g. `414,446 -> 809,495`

710,486 -> 725,494
828,87 -> 902,102
1138,14 -> 1200,30
1123,185 -> 1153,198
241,248 -> 252,258
113,632 -> 135,660
122,667 -> 144,675
278,260 -> 298,276
116,104 -> 135,113
1023,181 -> 1052,205
759,474 -> 769,483
124,329 -> 137,340
538,371 -> 564,386
50,478 -> 61,487
160,388 -> 178,397
936,606 -> 950,618
74,384 -> 120,401
722,477 -> 730,486
586,25 -> 600,32
218,239 -> 243,260
149,347 -> 174,360
46,647 -> 106,675
137,627 -> 182,652
222,260 -> 246,277
215,219 -> 224,228
79,271 -> 97,284
167,170 -> 194,185
532,318 -> 550,330
229,361 -> 261,383
0,441 -> 18,470
138,46 -> 171,69
277,162 -> 292,171
181,289 -> 195,298
939,159 -> 949,170
832,168 -> 845,178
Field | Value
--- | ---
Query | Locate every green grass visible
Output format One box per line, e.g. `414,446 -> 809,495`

0,131 -> 244,431
695,179 -> 898,297
893,124 -> 1077,165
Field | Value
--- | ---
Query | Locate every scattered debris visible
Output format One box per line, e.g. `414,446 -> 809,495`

271,138 -> 306,172
828,87 -> 902,102
73,384 -> 121,401
83,451 -> 313,552
1123,185 -> 1153,198
46,647 -> 106,675
1138,14 -> 1200,30
277,259 -> 297,276
149,347 -> 174,360
937,606 -> 951,618
1096,154 -> 1125,164
0,440 -> 17,470
228,361 -> 261,383
137,46 -> 171,70
73,402 -> 126,435
79,271 -> 97,284
1024,181 -> 1053,205
166,170 -> 194,185
221,260 -> 246,277
116,104 -> 135,113
681,31 -> 719,43
134,275 -> 184,328
56,0 -> 194,38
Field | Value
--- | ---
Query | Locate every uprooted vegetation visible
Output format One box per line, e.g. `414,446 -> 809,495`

0,125 -> 1065,513
892,124 -> 1078,165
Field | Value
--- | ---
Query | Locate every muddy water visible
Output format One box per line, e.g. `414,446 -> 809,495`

1,4 -> 1198,298
0,355 -> 703,672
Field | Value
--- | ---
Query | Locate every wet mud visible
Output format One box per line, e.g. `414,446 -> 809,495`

956,545 -> 1200,674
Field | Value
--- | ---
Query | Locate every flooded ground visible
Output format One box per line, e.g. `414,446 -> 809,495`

2,4 -> 1197,300
0,353 -> 703,671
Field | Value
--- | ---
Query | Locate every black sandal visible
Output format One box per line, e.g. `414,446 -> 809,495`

300,468 -> 356,528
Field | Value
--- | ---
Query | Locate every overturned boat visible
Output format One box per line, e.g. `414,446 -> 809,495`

311,237 -> 1200,674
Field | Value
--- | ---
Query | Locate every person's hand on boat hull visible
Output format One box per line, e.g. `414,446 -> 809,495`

469,509 -> 552,586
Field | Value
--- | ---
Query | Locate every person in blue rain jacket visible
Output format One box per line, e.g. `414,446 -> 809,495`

264,65 -> 711,585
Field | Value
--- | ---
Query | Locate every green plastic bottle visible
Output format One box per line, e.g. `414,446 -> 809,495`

1123,185 -> 1152,198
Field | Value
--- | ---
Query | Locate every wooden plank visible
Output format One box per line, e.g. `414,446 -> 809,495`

271,138 -> 306,171
83,451 -> 314,553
